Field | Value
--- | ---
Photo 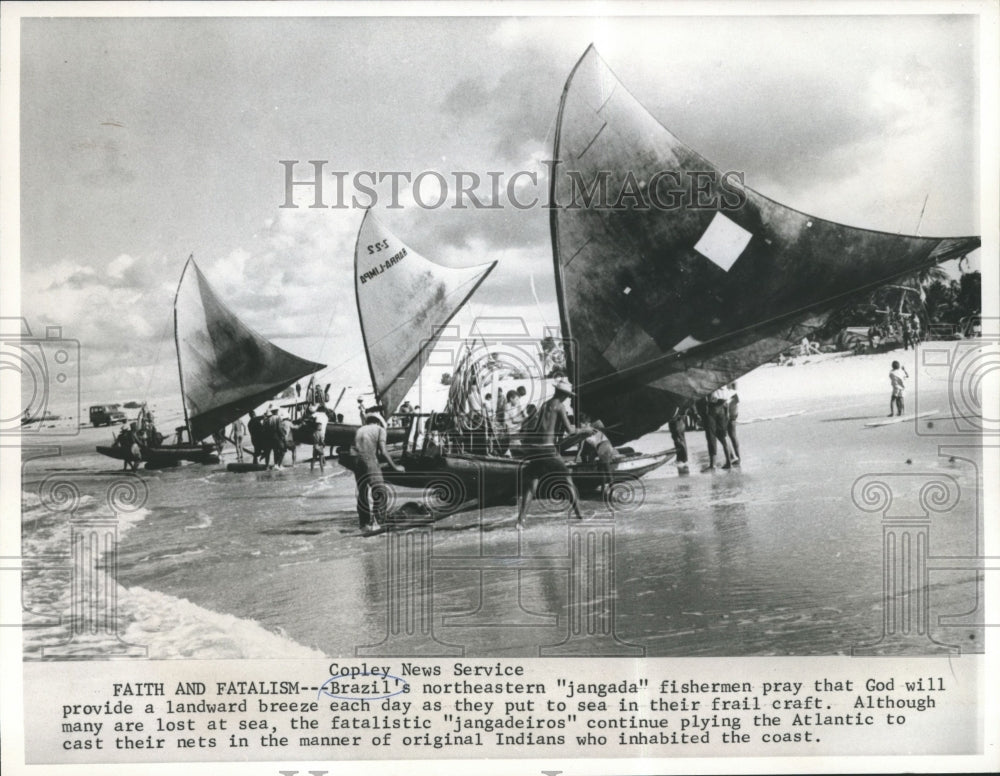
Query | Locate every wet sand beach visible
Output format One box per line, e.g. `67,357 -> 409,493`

20,344 -> 985,658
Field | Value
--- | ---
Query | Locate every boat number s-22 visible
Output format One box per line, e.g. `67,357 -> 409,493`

367,239 -> 390,254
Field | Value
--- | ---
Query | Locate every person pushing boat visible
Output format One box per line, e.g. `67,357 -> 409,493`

352,409 -> 404,532
516,378 -> 583,529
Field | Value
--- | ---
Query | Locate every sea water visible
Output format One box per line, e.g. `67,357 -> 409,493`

19,353 -> 984,659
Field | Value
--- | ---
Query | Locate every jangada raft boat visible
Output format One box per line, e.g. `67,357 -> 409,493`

97,257 -> 324,468
337,211 -> 673,504
549,46 -> 980,443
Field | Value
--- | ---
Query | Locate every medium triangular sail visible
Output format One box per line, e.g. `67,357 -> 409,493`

174,257 -> 325,441
550,46 -> 980,443
355,211 -> 497,415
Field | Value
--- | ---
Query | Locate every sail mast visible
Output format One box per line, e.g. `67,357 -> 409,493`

548,45 -> 593,393
173,254 -> 195,442
353,209 -> 382,408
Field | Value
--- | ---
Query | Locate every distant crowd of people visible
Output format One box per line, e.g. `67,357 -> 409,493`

869,312 -> 923,352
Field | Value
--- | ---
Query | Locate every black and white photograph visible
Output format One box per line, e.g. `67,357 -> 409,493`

2,2 -> 997,773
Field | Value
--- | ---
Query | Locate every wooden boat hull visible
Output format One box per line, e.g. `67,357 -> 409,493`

338,447 -> 673,506
292,422 -> 407,449
96,444 -> 220,468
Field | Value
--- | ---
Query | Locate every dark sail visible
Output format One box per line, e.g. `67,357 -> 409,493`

550,46 -> 980,443
174,257 -> 325,441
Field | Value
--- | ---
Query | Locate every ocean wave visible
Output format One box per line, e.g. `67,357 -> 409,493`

118,586 -> 327,659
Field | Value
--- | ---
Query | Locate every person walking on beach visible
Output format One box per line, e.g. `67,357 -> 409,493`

231,416 -> 247,463
352,410 -> 403,531
516,378 -> 583,529
889,360 -> 909,417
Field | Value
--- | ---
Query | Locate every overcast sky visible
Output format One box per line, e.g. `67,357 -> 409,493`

13,9 -> 988,415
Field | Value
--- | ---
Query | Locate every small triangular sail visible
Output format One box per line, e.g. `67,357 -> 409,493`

174,257 -> 325,441
355,211 -> 497,414
550,46 -> 980,442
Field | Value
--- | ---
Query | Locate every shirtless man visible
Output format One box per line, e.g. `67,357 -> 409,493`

516,378 -> 583,528
353,410 -> 404,531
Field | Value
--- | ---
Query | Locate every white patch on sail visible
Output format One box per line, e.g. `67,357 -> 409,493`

693,213 -> 752,272
672,335 -> 702,353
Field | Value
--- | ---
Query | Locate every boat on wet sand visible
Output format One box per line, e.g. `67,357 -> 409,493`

548,45 -> 980,444
97,256 -> 324,468
340,211 -> 672,508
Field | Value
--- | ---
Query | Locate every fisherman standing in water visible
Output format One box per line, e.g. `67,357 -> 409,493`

694,396 -> 718,471
263,405 -> 284,469
308,404 -> 328,473
247,409 -> 265,465
708,384 -> 738,469
352,409 -> 404,532
117,422 -> 142,472
516,378 -> 583,529
231,415 -> 247,463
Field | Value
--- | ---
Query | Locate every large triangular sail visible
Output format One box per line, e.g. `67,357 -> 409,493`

549,46 -> 980,443
174,257 -> 325,441
355,211 -> 497,414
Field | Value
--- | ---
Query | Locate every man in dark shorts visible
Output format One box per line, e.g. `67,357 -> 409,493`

516,379 -> 583,528
353,409 -> 404,531
708,385 -> 737,469
694,396 -> 718,471
247,409 -> 265,465
667,406 -> 689,472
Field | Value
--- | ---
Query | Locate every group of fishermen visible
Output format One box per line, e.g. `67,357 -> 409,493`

680,383 -> 741,472
352,376 -> 744,532
233,403 -> 334,472
351,378 -> 608,532
113,409 -> 163,471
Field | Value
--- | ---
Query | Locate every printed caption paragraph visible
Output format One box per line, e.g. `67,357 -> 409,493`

26,657 -> 980,762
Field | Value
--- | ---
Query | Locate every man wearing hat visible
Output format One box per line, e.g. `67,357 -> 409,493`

263,405 -> 285,469
516,378 -> 583,528
352,407 -> 404,531
307,404 -> 328,473
247,408 -> 265,465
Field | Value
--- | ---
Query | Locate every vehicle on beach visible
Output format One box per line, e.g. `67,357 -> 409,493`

88,404 -> 126,427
